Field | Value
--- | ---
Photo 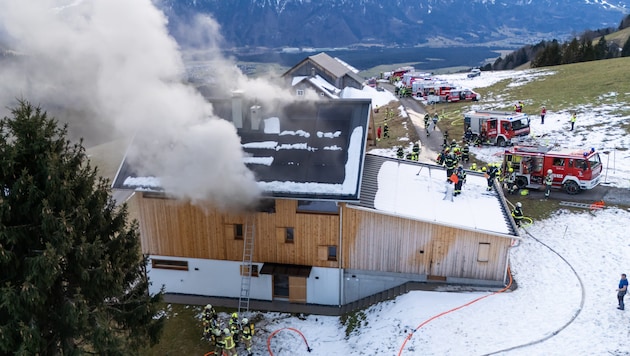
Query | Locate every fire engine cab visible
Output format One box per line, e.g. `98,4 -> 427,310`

502,146 -> 602,194
464,110 -> 530,146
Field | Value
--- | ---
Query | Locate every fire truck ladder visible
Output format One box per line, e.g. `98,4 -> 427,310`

238,215 -> 255,315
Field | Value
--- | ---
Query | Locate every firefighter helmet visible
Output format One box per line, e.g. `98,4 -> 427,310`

482,166 -> 487,172
547,169 -> 553,174
223,328 -> 230,335
231,312 -> 238,319
242,318 -> 248,324
213,329 -> 221,336
509,168 -> 513,172
516,202 -> 522,208
452,139 -> 456,144
471,163 -> 477,169
204,304 -> 212,310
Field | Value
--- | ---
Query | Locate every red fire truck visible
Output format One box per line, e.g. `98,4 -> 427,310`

464,110 -> 530,146
446,88 -> 481,103
502,145 -> 603,194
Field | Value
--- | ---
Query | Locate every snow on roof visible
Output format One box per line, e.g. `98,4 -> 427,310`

292,75 -> 341,98
353,155 -> 514,236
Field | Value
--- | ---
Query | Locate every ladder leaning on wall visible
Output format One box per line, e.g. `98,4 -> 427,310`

238,214 -> 255,315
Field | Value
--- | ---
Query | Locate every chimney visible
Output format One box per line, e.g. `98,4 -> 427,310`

231,90 -> 243,128
250,105 -> 262,130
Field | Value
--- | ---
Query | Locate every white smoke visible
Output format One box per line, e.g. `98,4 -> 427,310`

0,0 -> 299,211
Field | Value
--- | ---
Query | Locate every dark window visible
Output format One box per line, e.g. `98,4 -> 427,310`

240,264 -> 259,277
256,199 -> 276,213
553,158 -> 565,166
273,274 -> 289,298
328,246 -> 338,261
234,224 -> 243,240
285,227 -> 294,243
151,259 -> 189,271
297,200 -> 339,214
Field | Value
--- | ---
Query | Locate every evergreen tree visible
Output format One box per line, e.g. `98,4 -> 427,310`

0,100 -> 164,355
562,38 -> 581,64
580,37 -> 596,62
622,36 -> 630,57
594,37 -> 608,60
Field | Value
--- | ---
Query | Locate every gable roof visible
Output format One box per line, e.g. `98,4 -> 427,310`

349,154 -> 519,237
291,75 -> 341,98
112,98 -> 372,201
283,52 -> 364,87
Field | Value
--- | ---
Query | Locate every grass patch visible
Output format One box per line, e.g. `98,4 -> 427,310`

140,304 -> 210,356
340,310 -> 368,338
372,102 -> 421,150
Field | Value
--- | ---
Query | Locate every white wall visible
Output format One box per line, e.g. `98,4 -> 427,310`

147,256 -> 272,301
147,256 -> 343,306
307,267 -> 341,305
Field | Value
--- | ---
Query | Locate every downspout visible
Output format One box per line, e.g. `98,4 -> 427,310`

338,203 -> 344,307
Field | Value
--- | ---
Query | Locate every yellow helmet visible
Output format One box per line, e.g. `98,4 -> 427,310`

231,312 -> 238,319
509,168 -> 514,172
482,166 -> 487,172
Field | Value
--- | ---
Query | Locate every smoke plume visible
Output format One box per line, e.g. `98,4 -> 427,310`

0,0 -> 292,211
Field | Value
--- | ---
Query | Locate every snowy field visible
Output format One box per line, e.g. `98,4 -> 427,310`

242,69 -> 630,356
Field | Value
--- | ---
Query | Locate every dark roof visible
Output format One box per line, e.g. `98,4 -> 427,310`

282,52 -> 364,87
112,98 -> 372,201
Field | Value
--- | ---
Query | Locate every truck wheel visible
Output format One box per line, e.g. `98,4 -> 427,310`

496,137 -> 506,147
563,181 -> 580,195
515,176 -> 528,189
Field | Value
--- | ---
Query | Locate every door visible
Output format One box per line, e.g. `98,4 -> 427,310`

288,276 -> 307,303
429,238 -> 448,280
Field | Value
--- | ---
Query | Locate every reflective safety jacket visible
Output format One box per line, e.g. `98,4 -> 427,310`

223,335 -> 235,349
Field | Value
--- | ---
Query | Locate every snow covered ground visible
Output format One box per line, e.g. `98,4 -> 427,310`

240,69 -> 630,356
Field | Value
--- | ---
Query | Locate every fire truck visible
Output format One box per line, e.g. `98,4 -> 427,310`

502,146 -> 603,194
463,110 -> 530,146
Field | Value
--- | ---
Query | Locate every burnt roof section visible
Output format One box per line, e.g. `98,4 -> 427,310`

112,98 -> 372,201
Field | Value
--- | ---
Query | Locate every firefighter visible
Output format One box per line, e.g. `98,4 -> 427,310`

442,130 -> 450,149
432,113 -> 439,130
463,127 -> 473,144
222,328 -> 237,356
229,312 -> 240,345
470,162 -> 478,172
486,163 -> 499,191
569,112 -> 576,131
454,165 -> 466,196
396,146 -> 405,159
240,318 -> 254,356
383,122 -> 390,138
512,202 -> 524,227
213,328 -> 225,356
544,169 -> 553,198
412,141 -> 420,161
436,149 -> 446,165
203,304 -> 217,325
505,167 -> 517,194
461,143 -> 470,163
424,113 -> 430,128
444,150 -> 458,178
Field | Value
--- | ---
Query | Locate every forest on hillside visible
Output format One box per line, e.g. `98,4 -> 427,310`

484,14 -> 630,71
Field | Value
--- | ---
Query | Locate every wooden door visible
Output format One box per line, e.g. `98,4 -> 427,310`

288,276 -> 307,303
429,238 -> 448,280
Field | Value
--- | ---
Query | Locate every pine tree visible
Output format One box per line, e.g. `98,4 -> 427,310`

0,100 -> 164,355
594,37 -> 608,60
622,36 -> 630,57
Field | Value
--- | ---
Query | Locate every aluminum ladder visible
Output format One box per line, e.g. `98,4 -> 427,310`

238,215 -> 255,315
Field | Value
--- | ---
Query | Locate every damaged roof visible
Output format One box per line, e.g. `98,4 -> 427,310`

112,98 -> 372,201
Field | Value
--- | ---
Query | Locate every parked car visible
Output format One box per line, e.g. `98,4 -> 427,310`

467,68 -> 481,78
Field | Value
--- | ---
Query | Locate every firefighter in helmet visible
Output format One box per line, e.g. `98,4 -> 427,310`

505,167 -> 517,195
396,146 -> 405,159
444,149 -> 458,178
461,142 -> 470,163
213,328 -> 225,356
512,202 -> 524,227
240,317 -> 254,356
222,328 -> 237,356
544,169 -> 553,198
229,312 -> 240,345
486,163 -> 499,191
454,165 -> 466,196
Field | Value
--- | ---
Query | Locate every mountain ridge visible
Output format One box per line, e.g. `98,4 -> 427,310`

158,0 -> 630,49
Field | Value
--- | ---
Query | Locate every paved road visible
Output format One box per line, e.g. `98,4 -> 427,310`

381,83 -> 630,208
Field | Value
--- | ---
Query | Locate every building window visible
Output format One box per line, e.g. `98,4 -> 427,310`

327,246 -> 338,261
151,259 -> 189,271
318,245 -> 338,261
234,224 -> 243,240
240,264 -> 259,277
296,89 -> 305,96
477,243 -> 490,262
285,227 -> 294,243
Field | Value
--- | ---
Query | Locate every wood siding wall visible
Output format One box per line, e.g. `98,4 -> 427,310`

136,195 -> 340,268
341,206 -> 511,281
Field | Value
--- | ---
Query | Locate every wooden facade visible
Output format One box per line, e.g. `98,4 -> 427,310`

341,206 -> 511,282
133,193 -> 341,269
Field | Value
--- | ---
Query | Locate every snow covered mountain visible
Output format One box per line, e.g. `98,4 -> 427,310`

157,0 -> 630,49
